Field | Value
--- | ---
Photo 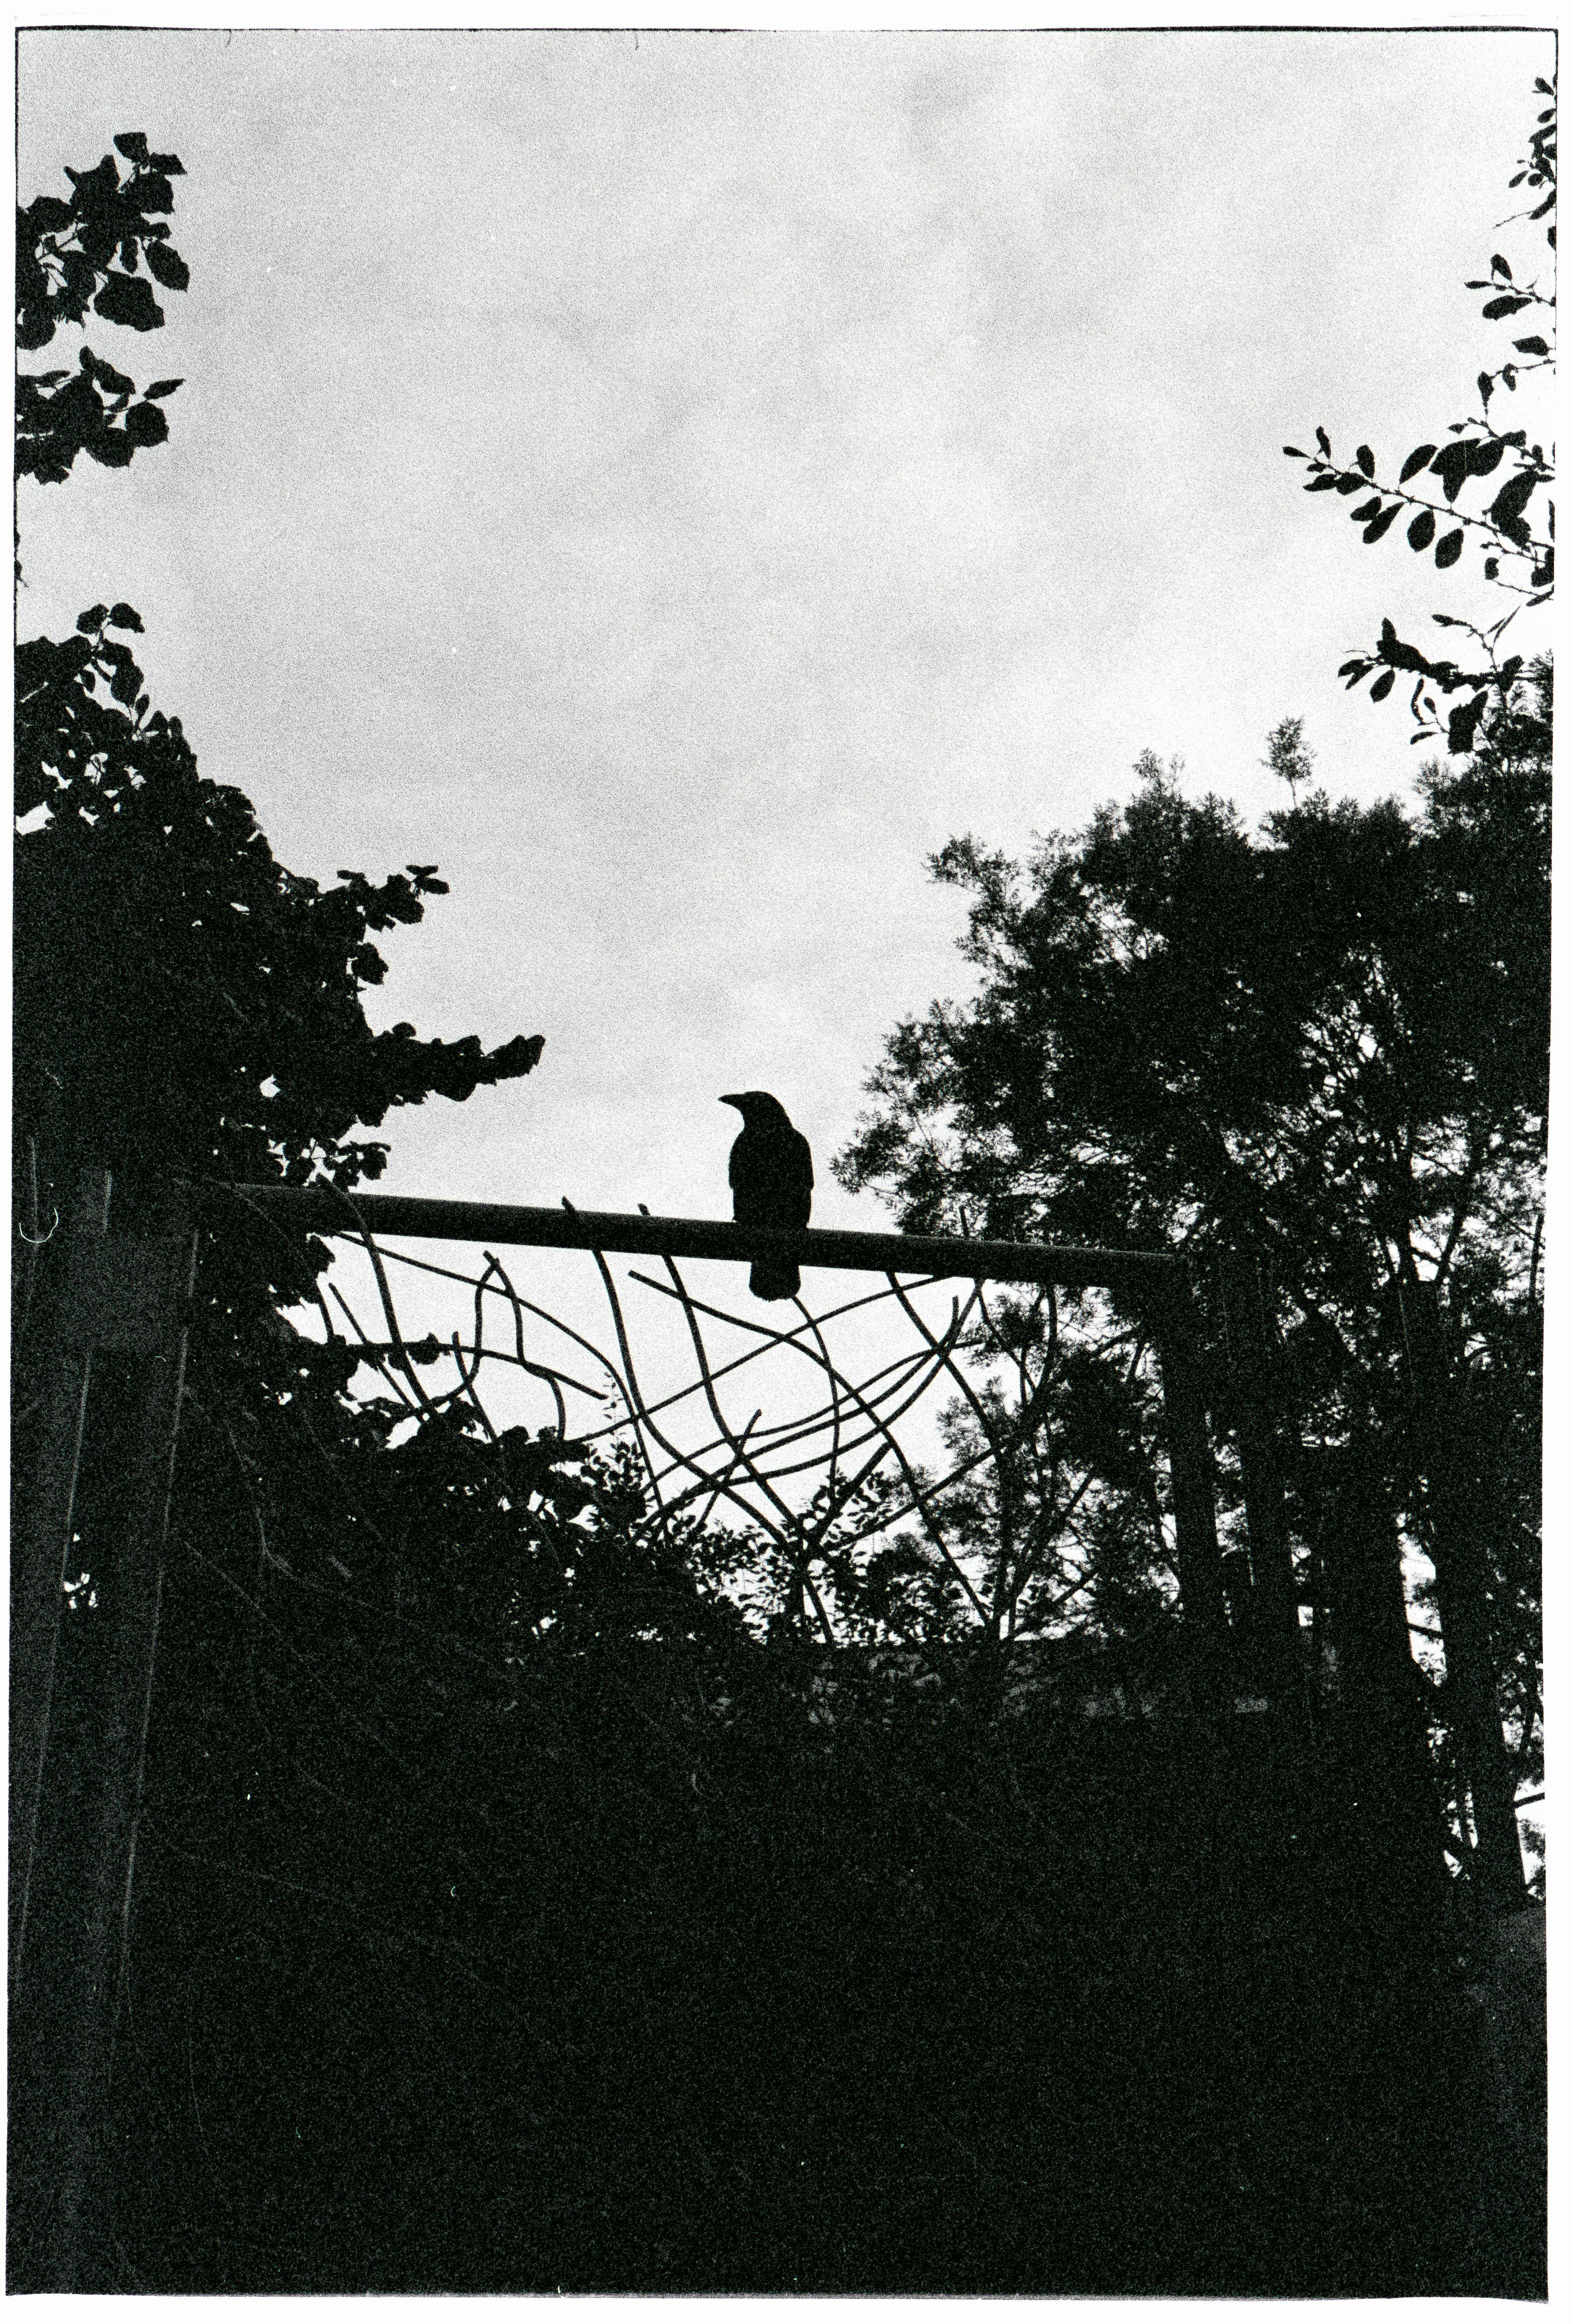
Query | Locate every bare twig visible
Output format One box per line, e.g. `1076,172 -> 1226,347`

483,1250 -> 571,1438
796,1295 -> 843,1510
448,1331 -> 502,1448
627,1315 -> 950,1491
570,1204 -> 789,1559
327,1284 -> 418,1413
332,1194 -> 443,1421
657,1249 -> 805,1536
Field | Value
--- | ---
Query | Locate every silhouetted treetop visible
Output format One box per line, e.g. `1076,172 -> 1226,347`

15,605 -> 546,1205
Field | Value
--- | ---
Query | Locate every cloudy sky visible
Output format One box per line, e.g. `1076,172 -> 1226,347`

17,24 -> 1555,1228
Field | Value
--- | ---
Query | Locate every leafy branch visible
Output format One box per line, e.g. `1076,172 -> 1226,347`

1497,72 -> 1557,244
17,348 -> 182,483
17,130 -> 189,346
1283,75 -> 1555,755
16,131 -> 189,486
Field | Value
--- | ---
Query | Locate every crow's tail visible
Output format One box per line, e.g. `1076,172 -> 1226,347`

749,1259 -> 801,1302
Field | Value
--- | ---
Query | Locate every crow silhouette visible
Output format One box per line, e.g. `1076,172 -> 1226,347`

720,1091 -> 813,1301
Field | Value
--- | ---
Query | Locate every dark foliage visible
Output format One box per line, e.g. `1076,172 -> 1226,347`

96,1523 -> 1534,2293
12,603 -> 549,1846
16,133 -> 190,483
18,351 -> 182,486
835,679 -> 1548,1892
14,605 -> 544,1230
17,1310 -> 1538,2291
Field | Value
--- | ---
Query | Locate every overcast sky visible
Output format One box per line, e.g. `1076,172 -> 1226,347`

17,25 -> 1556,1225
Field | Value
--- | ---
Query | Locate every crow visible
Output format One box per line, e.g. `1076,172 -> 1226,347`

720,1091 -> 813,1301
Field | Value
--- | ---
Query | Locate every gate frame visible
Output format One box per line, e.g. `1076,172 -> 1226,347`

9,1172 -> 1294,2289
218,1181 -> 1260,1670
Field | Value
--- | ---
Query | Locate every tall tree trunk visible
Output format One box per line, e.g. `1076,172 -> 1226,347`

1214,1253 -> 1308,1736
1323,1440 -> 1448,1922
1398,1276 -> 1526,1917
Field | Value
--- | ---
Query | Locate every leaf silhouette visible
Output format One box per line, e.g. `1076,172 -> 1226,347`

1488,469 -> 1539,530
144,239 -> 190,292
92,270 -> 163,330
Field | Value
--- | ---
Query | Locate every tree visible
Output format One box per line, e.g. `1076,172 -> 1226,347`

12,139 -> 527,1548
1262,715 -> 1314,807
14,608 -> 545,1218
12,592 -> 553,1723
1283,77 -> 1554,757
16,131 -> 190,483
835,682 -> 1548,1909
10,126 -> 566,2295
13,134 -> 542,1292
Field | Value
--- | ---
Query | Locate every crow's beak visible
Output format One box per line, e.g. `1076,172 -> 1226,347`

719,1094 -> 744,1110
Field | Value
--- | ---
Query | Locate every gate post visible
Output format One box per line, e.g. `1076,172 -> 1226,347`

7,1179 -> 198,2292
9,1168 -> 112,1984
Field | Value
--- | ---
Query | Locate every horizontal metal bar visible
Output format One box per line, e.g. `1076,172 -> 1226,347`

207,1184 -> 1184,1294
